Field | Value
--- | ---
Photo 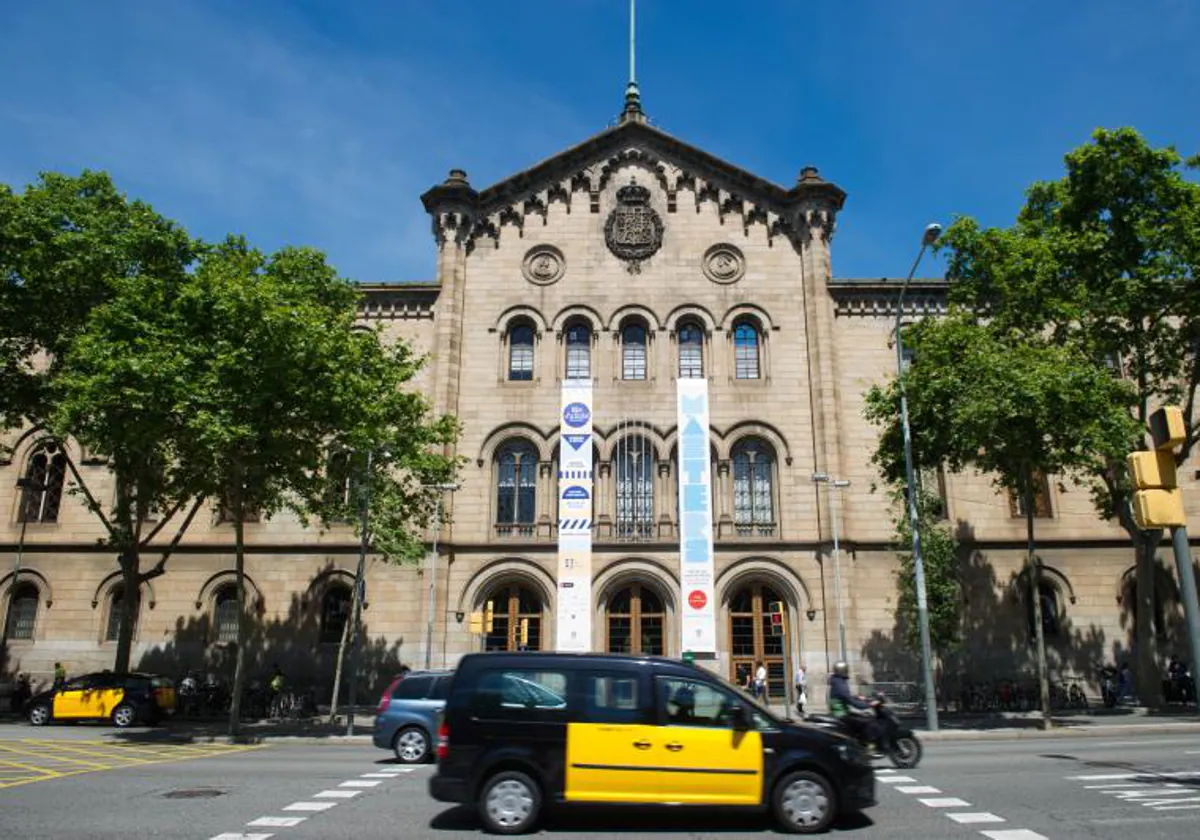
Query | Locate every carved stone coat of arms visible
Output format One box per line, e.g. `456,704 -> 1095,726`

605,179 -> 664,273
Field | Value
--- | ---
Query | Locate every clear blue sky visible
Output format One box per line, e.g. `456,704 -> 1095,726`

2,0 -> 1197,282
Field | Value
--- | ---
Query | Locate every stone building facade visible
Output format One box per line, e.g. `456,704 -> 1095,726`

3,94 -> 1197,706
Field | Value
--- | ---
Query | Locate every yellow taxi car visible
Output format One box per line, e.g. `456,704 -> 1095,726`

429,652 -> 875,834
25,672 -> 177,728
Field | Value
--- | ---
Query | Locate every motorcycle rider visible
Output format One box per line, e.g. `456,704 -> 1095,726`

828,661 -> 882,754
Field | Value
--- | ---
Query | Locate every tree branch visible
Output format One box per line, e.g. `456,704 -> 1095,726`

140,495 -> 207,582
138,498 -> 188,546
57,441 -> 116,535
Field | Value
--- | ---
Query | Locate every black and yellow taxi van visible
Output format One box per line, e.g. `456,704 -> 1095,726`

25,672 -> 177,728
429,652 -> 875,834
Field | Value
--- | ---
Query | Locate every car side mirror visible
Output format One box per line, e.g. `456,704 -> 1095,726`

731,704 -> 751,730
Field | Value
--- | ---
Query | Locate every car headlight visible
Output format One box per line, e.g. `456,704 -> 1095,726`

835,742 -> 867,765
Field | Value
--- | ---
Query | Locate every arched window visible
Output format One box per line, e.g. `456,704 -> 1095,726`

1025,581 -> 1061,640
732,439 -> 775,534
605,583 -> 665,655
733,320 -> 761,380
4,582 -> 39,640
213,585 -> 240,644
728,582 -> 786,699
621,322 -> 647,380
105,585 -> 140,642
678,322 -> 704,379
19,442 -> 68,523
496,441 -> 538,532
614,436 -> 654,539
508,322 -> 535,381
483,583 -> 543,652
320,585 -> 353,644
565,322 -> 592,379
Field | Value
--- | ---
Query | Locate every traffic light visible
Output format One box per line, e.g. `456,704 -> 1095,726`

1128,406 -> 1188,529
769,601 -> 785,637
519,617 -> 529,648
484,600 -> 494,634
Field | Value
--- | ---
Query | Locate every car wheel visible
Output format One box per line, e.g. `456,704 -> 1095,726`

393,726 -> 430,764
773,769 -> 836,834
112,703 -> 137,728
28,703 -> 51,727
478,770 -> 541,835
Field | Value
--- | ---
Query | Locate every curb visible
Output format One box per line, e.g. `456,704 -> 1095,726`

920,721 -> 1200,741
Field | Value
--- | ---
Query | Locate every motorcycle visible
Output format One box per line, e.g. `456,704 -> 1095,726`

805,692 -> 923,769
1099,666 -> 1119,709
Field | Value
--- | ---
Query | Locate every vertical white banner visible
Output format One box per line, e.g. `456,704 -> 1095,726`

557,380 -> 593,652
677,378 -> 716,653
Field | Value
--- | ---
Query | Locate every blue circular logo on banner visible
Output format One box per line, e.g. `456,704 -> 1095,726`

563,402 -> 590,428
563,486 -> 590,500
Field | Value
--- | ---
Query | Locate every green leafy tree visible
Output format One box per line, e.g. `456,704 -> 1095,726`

167,238 -> 458,736
866,316 -> 1141,728
890,485 -> 962,681
937,128 -> 1200,705
1,171 -> 203,672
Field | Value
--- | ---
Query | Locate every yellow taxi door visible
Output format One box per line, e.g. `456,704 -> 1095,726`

92,674 -> 123,718
565,671 -> 662,803
52,676 -> 95,718
648,675 -> 764,806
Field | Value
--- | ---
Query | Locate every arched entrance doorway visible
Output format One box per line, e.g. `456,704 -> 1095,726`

605,582 -> 666,655
728,581 -> 788,701
482,582 -> 544,652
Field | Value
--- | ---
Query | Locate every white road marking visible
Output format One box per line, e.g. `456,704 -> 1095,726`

895,785 -> 941,794
980,831 -> 1049,840
947,812 -> 1005,824
281,802 -> 337,812
247,817 -> 306,828
920,797 -> 973,808
210,835 -> 273,840
362,772 -> 401,777
314,790 -> 360,799
1069,773 -> 1139,780
878,775 -> 918,784
338,780 -> 381,788
1154,801 -> 1200,810
876,768 -> 896,774
1084,783 -> 1145,789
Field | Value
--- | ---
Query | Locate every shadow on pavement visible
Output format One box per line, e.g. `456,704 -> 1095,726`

429,805 -> 874,834
103,712 -> 378,745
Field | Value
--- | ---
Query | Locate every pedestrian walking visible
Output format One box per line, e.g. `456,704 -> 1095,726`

794,660 -> 808,715
754,660 -> 768,703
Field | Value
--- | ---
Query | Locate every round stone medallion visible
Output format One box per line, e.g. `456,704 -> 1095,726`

522,245 -> 566,286
702,243 -> 745,284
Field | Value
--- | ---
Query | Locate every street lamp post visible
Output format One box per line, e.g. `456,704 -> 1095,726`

897,222 -> 943,732
812,474 -> 851,663
344,448 -> 374,737
424,483 -> 460,670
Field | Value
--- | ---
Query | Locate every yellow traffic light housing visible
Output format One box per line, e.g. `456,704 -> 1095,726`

1127,450 -> 1177,488
519,617 -> 529,647
769,601 -> 785,637
1149,406 -> 1186,450
484,600 -> 494,634
1128,408 -> 1189,529
1132,488 -> 1187,529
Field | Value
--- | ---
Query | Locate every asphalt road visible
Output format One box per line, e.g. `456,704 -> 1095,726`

1,723 -> 1198,839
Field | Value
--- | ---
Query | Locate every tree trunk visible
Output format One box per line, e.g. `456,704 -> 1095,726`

113,550 -> 140,673
228,513 -> 247,739
326,587 -> 358,725
1026,478 -> 1052,731
1134,532 -> 1163,707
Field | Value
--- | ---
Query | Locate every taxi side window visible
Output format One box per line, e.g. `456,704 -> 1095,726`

578,672 -> 647,725
62,676 -> 95,692
656,677 -> 745,728
471,669 -> 569,722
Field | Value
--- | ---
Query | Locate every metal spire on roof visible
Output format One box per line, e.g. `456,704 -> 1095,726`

621,0 -> 645,123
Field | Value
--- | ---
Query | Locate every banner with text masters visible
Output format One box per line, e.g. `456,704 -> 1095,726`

677,378 -> 716,653
556,379 -> 594,652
